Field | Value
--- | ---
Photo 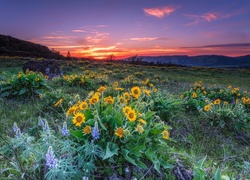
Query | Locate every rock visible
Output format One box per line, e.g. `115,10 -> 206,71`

173,160 -> 194,180
23,60 -> 62,79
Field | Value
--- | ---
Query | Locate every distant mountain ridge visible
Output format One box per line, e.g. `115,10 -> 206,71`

139,54 -> 250,68
0,34 -> 64,59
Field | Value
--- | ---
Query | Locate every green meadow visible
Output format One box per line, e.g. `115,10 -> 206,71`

0,57 -> 250,180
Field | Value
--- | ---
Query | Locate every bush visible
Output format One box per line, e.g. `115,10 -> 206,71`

0,71 -> 50,99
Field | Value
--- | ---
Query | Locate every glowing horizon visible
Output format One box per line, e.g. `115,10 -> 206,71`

1,0 -> 250,59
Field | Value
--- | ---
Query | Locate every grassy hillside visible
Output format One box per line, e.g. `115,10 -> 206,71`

0,57 -> 250,179
0,34 -> 64,59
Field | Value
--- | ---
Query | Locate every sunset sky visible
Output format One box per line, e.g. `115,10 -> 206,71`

1,0 -> 250,59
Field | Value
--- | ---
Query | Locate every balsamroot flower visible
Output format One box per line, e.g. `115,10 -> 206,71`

79,101 -> 88,110
92,122 -> 100,140
54,98 -> 63,107
72,112 -> 85,127
46,146 -> 57,168
135,124 -> 144,133
162,130 -> 170,140
62,122 -> 70,136
83,125 -> 91,135
115,127 -> 124,138
131,86 -> 141,99
126,109 -> 137,122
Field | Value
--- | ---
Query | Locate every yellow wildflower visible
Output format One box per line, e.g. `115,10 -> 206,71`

122,106 -> 132,115
79,101 -> 88,110
139,118 -> 147,125
213,99 -> 221,105
89,95 -> 99,105
131,86 -> 141,99
115,127 -> 124,138
203,104 -> 211,112
192,92 -> 197,98
83,126 -> 91,134
162,130 -> 170,140
72,113 -> 85,127
54,99 -> 63,107
136,124 -> 144,133
66,106 -> 77,116
126,109 -> 137,122
104,96 -> 114,104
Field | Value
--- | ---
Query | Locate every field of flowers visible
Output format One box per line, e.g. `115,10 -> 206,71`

0,57 -> 250,179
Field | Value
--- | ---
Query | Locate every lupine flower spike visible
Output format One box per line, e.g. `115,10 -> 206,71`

62,122 -> 70,136
92,122 -> 100,141
46,146 -> 57,168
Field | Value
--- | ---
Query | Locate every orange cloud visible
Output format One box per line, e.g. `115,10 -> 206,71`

143,6 -> 178,18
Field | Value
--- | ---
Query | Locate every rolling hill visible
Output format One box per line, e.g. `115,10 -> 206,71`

0,34 -> 64,59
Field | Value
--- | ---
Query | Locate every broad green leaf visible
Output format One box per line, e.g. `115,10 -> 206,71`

145,148 -> 156,162
19,87 -> 27,95
153,159 -> 161,173
136,160 -> 147,169
121,149 -> 137,166
102,142 -> 119,160
84,109 -> 94,120
1,91 -> 10,97
214,168 -> 222,180
196,156 -> 207,168
144,111 -> 156,121
160,161 -> 174,169
70,129 -> 84,141
149,128 -> 161,135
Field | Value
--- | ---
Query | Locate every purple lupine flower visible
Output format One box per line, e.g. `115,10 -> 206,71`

43,120 -> 49,132
46,146 -> 57,168
15,128 -> 22,138
61,122 -> 70,136
13,122 -> 18,133
91,122 -> 100,140
38,117 -> 45,128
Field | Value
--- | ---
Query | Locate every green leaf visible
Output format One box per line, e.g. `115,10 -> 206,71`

214,168 -> 222,180
121,149 -> 137,166
19,87 -> 27,95
149,128 -> 161,135
145,148 -> 156,162
144,111 -> 156,121
1,85 -> 12,91
70,129 -> 84,141
135,160 -> 147,169
196,156 -> 207,168
84,109 -> 94,120
160,161 -> 174,169
1,91 -> 10,97
153,159 -> 161,173
102,142 -> 119,160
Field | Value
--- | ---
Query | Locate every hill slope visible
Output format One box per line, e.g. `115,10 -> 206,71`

0,34 -> 64,59
140,55 -> 250,68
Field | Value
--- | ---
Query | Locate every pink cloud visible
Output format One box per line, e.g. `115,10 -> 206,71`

143,6 -> 178,18
202,13 -> 217,22
130,37 -> 159,41
185,12 -> 218,25
72,29 -> 86,33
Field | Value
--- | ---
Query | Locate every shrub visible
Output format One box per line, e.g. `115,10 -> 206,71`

0,71 -> 50,99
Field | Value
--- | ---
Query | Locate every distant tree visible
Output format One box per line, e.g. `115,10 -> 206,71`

128,55 -> 143,64
66,51 -> 72,60
107,54 -> 115,61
